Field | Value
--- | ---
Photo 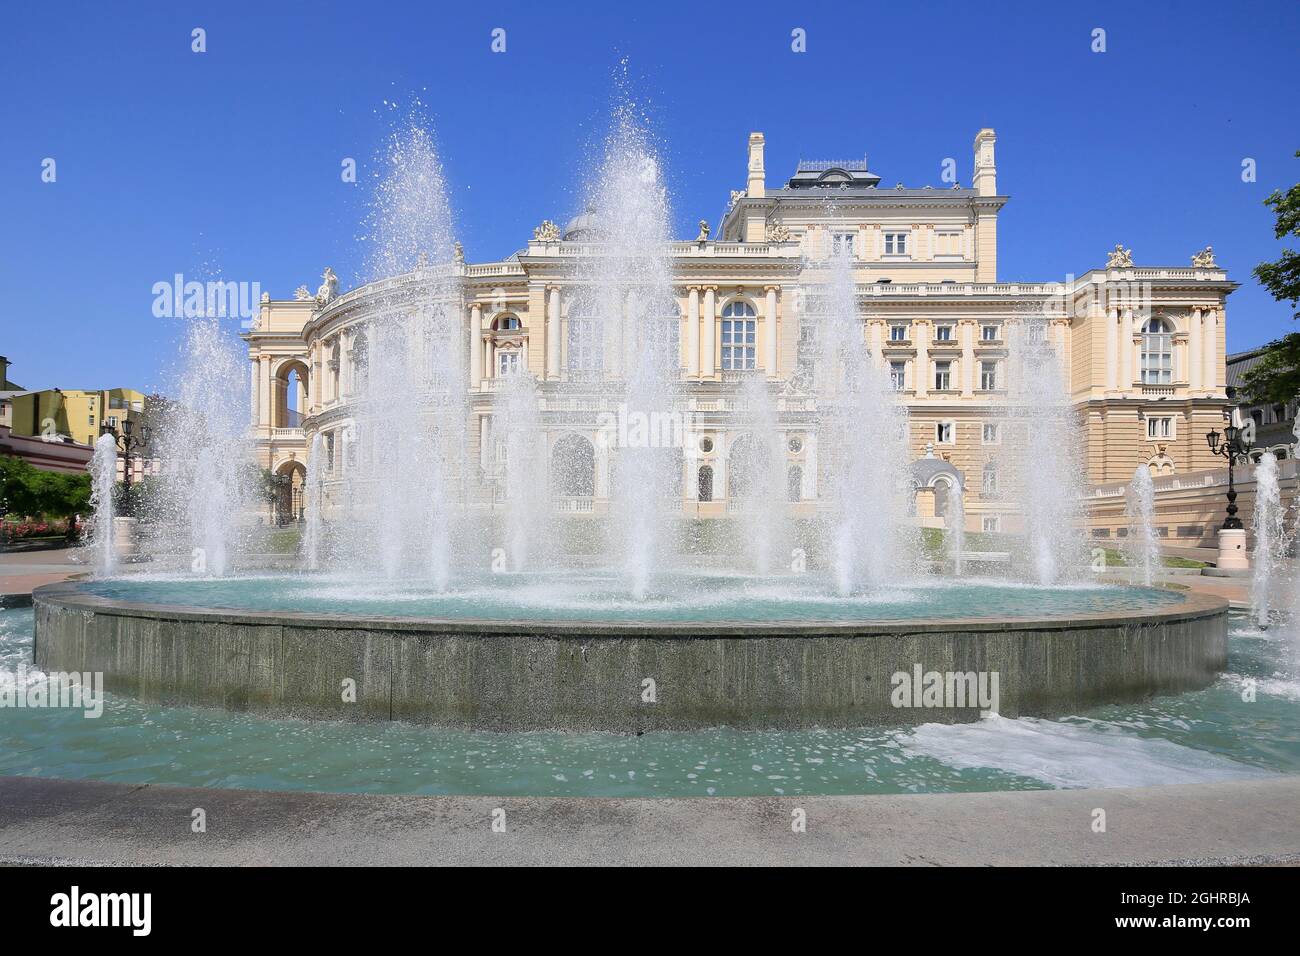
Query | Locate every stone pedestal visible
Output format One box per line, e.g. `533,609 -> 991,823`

113,516 -> 139,560
1216,527 -> 1249,570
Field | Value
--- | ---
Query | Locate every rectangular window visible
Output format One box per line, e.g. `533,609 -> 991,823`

980,361 -> 997,391
934,361 -> 951,391
567,318 -> 603,373
890,362 -> 906,391
936,421 -> 954,444
982,515 -> 1000,533
934,325 -> 952,342
497,351 -> 520,377
981,324 -> 1000,342
1147,416 -> 1173,440
883,232 -> 909,256
934,230 -> 963,257
831,232 -> 855,257
889,324 -> 908,342
982,422 -> 1000,444
721,318 -> 757,370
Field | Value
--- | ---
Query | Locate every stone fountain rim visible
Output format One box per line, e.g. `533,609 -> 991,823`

31,580 -> 1227,639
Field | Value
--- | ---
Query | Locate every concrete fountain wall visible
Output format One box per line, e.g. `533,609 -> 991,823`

32,582 -> 1228,731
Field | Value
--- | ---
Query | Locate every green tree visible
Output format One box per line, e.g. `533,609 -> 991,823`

0,455 -> 92,521
1241,150 -> 1300,405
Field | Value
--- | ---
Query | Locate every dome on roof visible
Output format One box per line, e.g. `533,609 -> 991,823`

563,206 -> 605,241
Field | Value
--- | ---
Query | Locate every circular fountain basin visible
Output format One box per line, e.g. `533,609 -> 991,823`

32,573 -> 1227,731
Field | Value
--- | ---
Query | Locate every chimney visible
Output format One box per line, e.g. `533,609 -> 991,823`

747,132 -> 766,199
973,128 -> 997,197
0,355 -> 8,389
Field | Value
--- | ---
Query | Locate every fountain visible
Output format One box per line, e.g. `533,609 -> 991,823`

808,238 -> 917,593
146,315 -> 254,575
301,432 -> 325,572
734,373 -> 787,574
947,479 -> 966,577
33,105 -> 1228,733
1001,313 -> 1086,585
496,371 -> 547,572
1124,465 -> 1160,587
1252,451 -> 1285,628
336,119 -> 464,587
577,104 -> 680,600
88,433 -> 119,576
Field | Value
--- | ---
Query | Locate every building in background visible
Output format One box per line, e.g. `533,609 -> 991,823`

1227,348 -> 1297,459
245,129 -> 1238,534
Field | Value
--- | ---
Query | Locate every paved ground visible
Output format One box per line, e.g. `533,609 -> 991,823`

0,545 -> 84,602
0,775 -> 1296,866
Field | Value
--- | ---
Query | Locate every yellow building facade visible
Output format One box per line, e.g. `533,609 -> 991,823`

245,129 -> 1237,532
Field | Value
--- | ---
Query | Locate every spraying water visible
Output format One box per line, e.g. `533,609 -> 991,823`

1124,465 -> 1160,587
88,433 -> 119,576
947,479 -> 966,577
1252,451 -> 1284,628
149,316 -> 254,575
302,432 -> 325,571
336,115 -> 464,586
496,371 -> 546,571
578,102 -> 678,599
807,238 -> 916,593
734,374 -> 787,574
1001,314 -> 1086,584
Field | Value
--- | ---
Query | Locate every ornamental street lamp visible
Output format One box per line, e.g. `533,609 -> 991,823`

1205,388 -> 1254,571
100,418 -> 151,490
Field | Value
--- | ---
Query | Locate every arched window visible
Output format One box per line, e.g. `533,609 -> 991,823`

933,477 -> 950,518
493,315 -> 521,332
698,465 -> 714,503
787,465 -> 803,502
1141,318 -> 1173,385
550,434 -> 595,497
720,300 -> 757,371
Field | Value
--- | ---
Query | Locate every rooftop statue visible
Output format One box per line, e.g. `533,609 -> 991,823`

696,220 -> 710,242
1191,246 -> 1217,268
315,267 -> 339,307
294,285 -> 312,301
1106,244 -> 1134,268
533,219 -> 561,242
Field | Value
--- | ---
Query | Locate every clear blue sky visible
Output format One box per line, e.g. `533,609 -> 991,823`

2,0 -> 1297,393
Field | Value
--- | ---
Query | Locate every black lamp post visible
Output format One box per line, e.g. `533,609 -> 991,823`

1205,396 -> 1253,532
101,418 -> 151,490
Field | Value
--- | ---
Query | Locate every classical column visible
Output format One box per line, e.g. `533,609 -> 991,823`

914,320 -> 929,398
469,303 -> 483,388
1203,307 -> 1218,391
701,286 -> 717,377
1121,306 -> 1135,390
687,287 -> 700,377
546,286 -> 561,378
249,358 -> 260,426
259,355 -> 272,429
960,320 -> 974,397
764,285 -> 779,375
1105,306 -> 1119,391
1188,307 -> 1202,392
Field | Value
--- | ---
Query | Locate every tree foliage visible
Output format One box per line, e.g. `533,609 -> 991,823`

0,454 -> 92,520
1241,151 -> 1300,404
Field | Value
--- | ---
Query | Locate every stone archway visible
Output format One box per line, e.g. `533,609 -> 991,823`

272,459 -> 307,525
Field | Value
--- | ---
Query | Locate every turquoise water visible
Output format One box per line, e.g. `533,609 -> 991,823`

77,571 -> 1185,623
2,604 -> 1297,796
